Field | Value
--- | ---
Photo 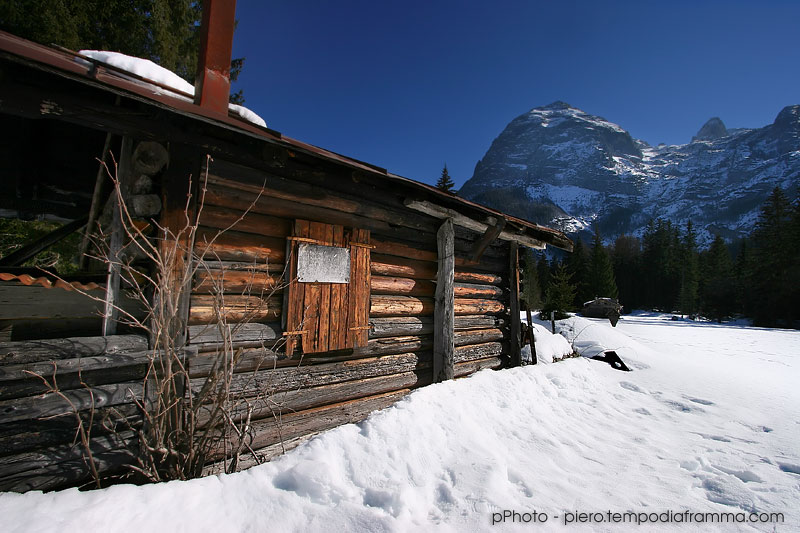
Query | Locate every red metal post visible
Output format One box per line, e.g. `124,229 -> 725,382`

194,0 -> 237,115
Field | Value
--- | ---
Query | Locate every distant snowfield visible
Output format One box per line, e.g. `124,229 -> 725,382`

1,314 -> 798,532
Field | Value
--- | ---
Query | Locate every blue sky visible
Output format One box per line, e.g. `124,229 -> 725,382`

231,1 -> 800,188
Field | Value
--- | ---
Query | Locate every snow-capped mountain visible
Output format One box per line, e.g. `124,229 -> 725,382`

459,101 -> 800,245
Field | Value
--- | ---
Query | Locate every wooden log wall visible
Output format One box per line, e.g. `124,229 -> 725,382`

0,334 -> 149,492
186,158 -> 513,475
0,154 -> 519,490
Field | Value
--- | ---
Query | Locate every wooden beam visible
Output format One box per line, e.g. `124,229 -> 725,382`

403,199 -> 546,250
433,218 -> 455,382
79,131 -> 114,270
469,218 -> 506,263
102,136 -> 134,336
508,242 -> 521,367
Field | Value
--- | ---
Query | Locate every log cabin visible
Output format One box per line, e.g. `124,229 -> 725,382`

0,4 -> 571,492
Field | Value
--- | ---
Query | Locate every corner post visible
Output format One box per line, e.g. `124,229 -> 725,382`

434,218 -> 455,382
509,241 -> 521,367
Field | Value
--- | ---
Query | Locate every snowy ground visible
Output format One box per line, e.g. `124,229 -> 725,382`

1,313 -> 798,532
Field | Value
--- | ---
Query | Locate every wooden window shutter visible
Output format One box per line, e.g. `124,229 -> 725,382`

285,220 -> 370,355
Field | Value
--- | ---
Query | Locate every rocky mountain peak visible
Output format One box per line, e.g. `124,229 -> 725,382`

541,101 -> 573,111
692,117 -> 728,142
460,103 -> 800,246
773,105 -> 800,129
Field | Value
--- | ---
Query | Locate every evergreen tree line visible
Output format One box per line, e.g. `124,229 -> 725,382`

0,0 -> 245,103
522,187 -> 800,328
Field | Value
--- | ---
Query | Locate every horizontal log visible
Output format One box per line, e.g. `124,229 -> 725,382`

195,227 -> 285,264
455,283 -> 504,299
188,347 -> 281,379
188,295 -> 282,325
199,369 -> 430,428
0,350 -> 152,401
370,254 -> 437,280
201,433 -> 315,476
203,184 -> 432,244
455,328 -> 504,346
0,431 -> 135,492
207,163 -> 435,233
369,277 -> 502,299
370,276 -> 435,297
370,295 -> 434,317
0,335 -> 147,365
404,199 -> 548,250
369,296 -> 505,317
372,235 -> 507,265
361,335 -> 432,357
455,299 -> 506,315
372,237 -> 436,263
369,315 -> 504,338
190,351 -> 431,399
353,329 -> 502,358
454,356 -> 503,377
188,322 -> 282,347
454,342 -> 504,363
194,270 -> 285,294
199,260 -> 286,273
0,381 -> 143,425
197,204 -> 291,238
0,404 -> 140,457
453,271 -> 503,285
205,390 -> 409,462
0,284 -> 143,321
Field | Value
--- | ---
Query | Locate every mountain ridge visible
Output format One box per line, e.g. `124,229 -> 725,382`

459,102 -> 800,245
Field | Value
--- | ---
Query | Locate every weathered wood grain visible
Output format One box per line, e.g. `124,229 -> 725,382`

0,381 -> 143,425
198,370 -> 430,427
0,350 -> 152,401
369,316 -> 504,338
195,228 -> 286,264
205,390 -> 409,462
0,335 -> 147,365
188,295 -> 282,325
189,351 -> 431,399
434,218 -> 455,382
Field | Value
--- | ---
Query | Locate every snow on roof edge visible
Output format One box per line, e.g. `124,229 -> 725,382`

77,50 -> 266,128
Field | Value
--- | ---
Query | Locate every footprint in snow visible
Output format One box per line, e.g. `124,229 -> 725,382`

619,381 -> 645,393
684,395 -> 714,406
663,399 -> 701,413
777,462 -> 800,475
695,432 -> 732,443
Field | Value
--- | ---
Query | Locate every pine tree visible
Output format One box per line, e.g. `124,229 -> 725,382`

537,255 -> 551,297
612,234 -> 642,309
566,238 -> 591,307
436,164 -> 455,192
701,235 -> 735,322
678,220 -> 699,316
542,263 -> 576,320
588,226 -> 618,299
521,250 -> 542,310
748,187 -> 794,326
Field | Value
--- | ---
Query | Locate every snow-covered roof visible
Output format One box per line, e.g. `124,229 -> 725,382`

77,50 -> 266,128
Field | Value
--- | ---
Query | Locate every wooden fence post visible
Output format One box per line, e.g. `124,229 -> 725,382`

102,136 -> 134,336
433,218 -> 454,382
509,241 -> 521,367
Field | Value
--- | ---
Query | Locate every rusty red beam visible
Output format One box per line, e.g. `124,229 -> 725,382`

194,0 -> 237,115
